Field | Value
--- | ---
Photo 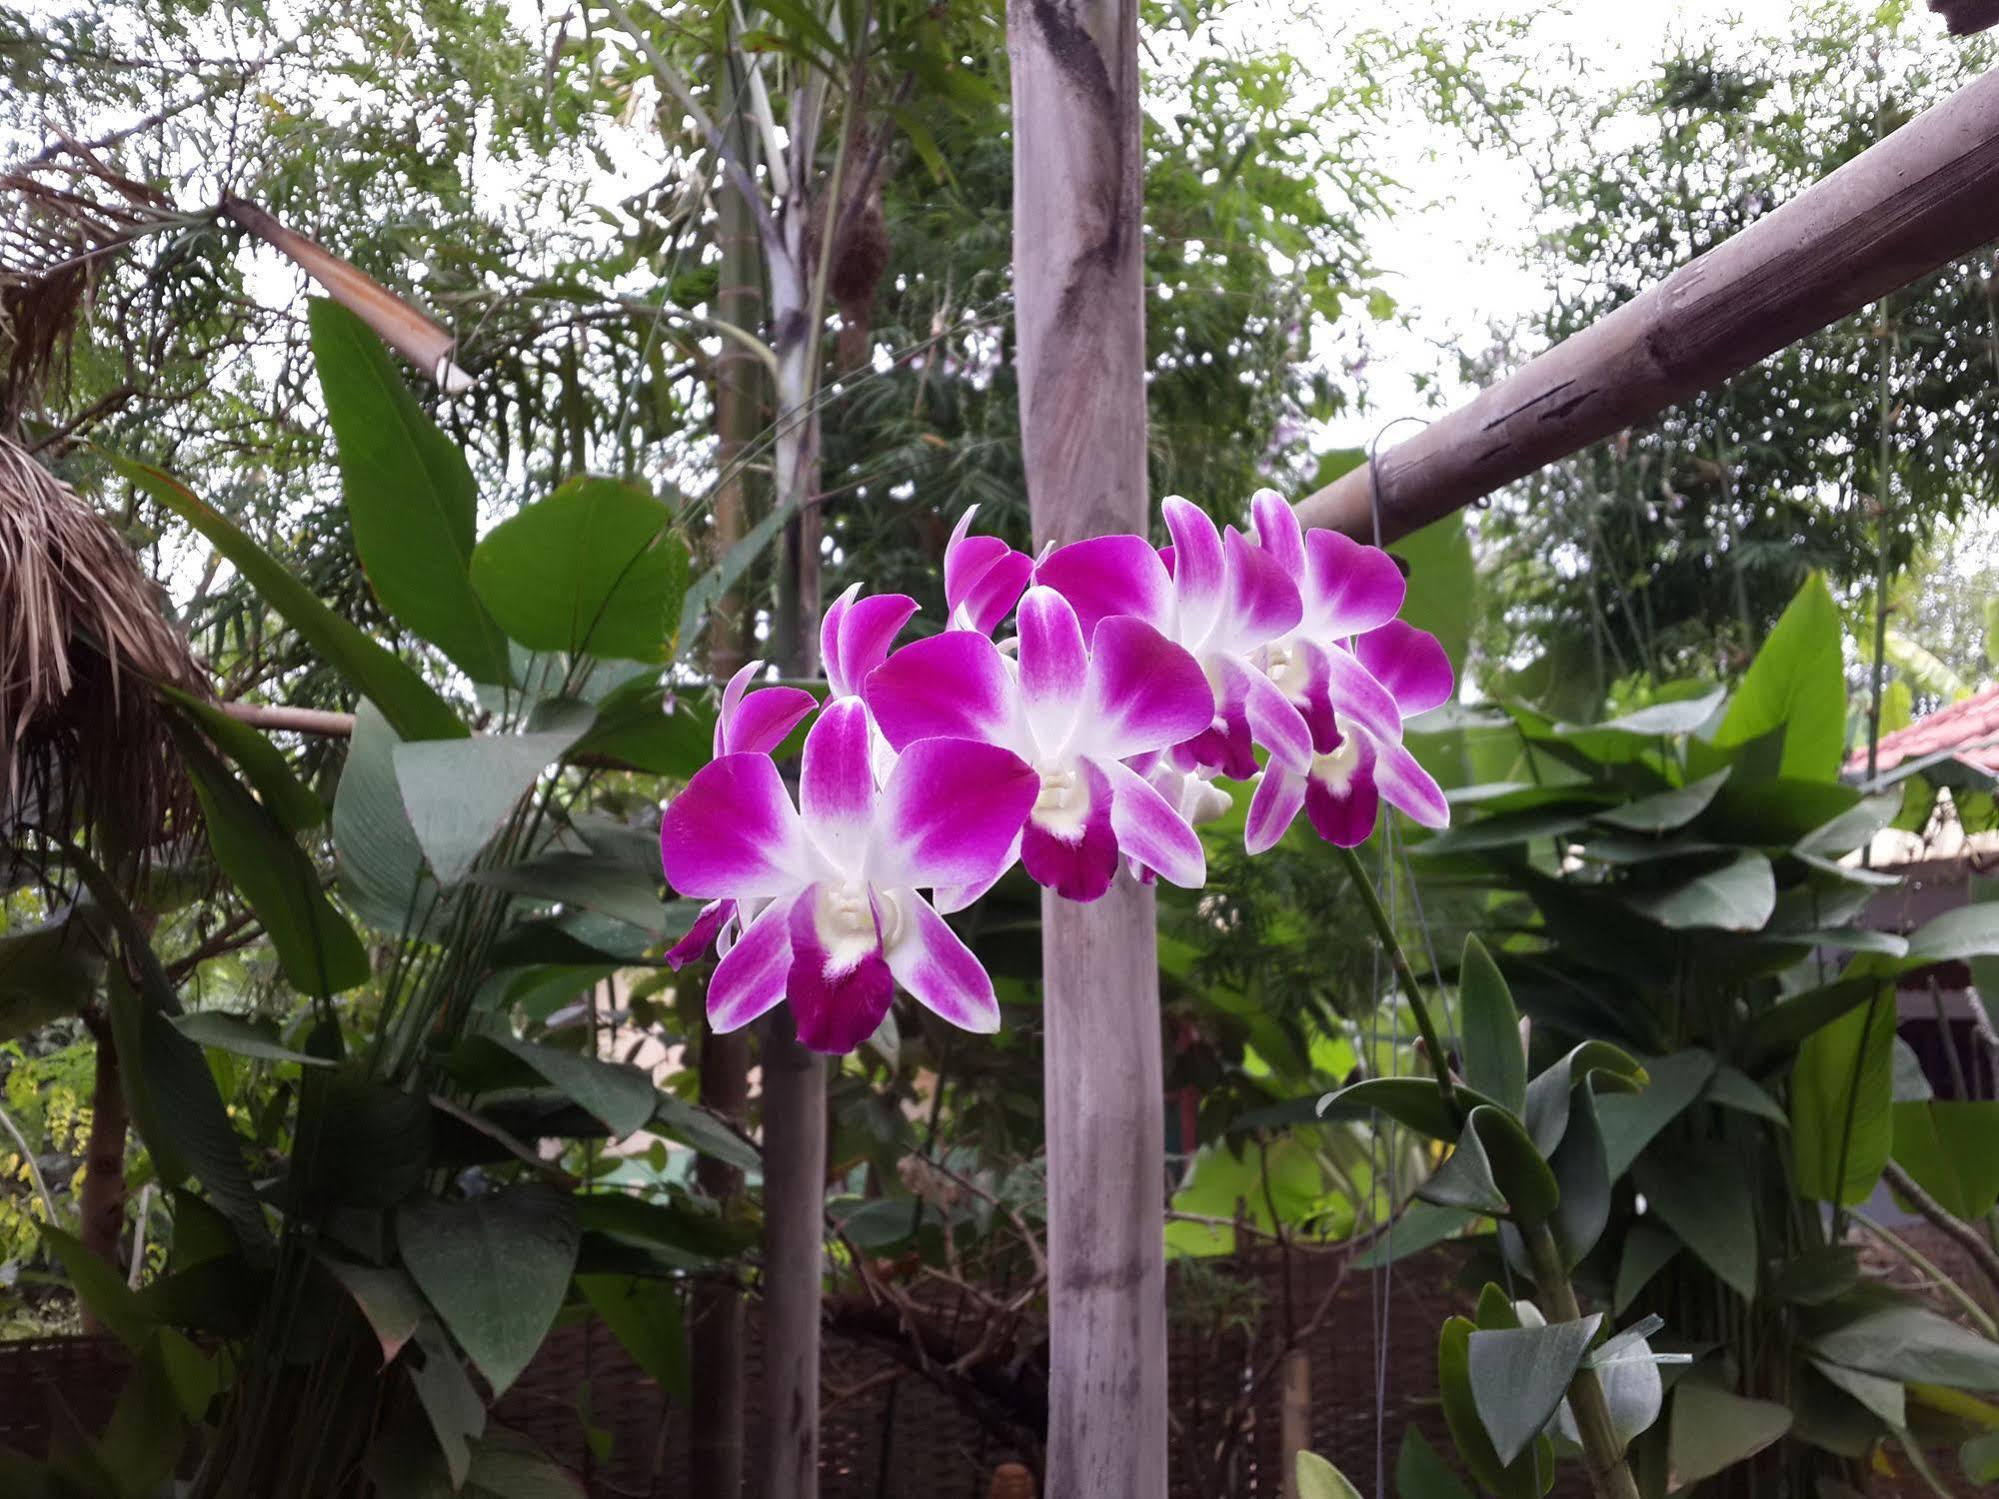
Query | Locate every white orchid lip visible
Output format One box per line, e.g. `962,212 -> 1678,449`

1312,735 -> 1362,796
1032,764 -> 1091,836
813,879 -> 896,970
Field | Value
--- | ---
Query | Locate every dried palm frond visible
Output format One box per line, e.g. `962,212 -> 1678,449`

0,434 -> 205,859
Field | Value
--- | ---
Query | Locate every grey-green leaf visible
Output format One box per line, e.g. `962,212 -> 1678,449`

1459,935 -> 1525,1114
1467,1315 -> 1603,1465
1667,1380 -> 1792,1487
393,710 -> 594,887
1632,1144 -> 1757,1300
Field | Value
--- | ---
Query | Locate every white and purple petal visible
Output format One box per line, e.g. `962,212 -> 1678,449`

1218,526 -> 1303,652
1162,496 -> 1226,647
1035,534 -> 1174,638
785,885 -> 895,1053
1020,760 -> 1119,902
707,896 -> 795,1032
1318,641 -> 1405,745
1372,733 -> 1451,829
1078,615 -> 1216,763
1250,488 -> 1305,578
1356,621 -> 1455,717
864,631 -> 1019,753
800,698 -> 877,875
1097,756 -> 1205,890
665,898 -> 733,971
1016,585 -> 1089,757
869,738 -> 1039,891
1218,655 -> 1314,773
1300,530 -> 1406,640
661,753 -> 814,899
946,508 -> 1033,635
823,586 -> 920,699
883,890 -> 1000,1034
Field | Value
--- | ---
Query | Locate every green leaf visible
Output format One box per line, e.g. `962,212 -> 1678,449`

1668,1380 -> 1792,1487
115,455 -> 464,742
1596,1049 -> 1716,1180
1569,687 -> 1727,741
1439,1316 -> 1550,1499
1390,512 -> 1475,673
1808,1359 -> 1905,1429
1458,935 -> 1526,1114
324,1257 -> 426,1365
1419,1106 -> 1559,1224
676,490 -> 800,653
293,1070 -> 432,1211
1545,1086 -> 1610,1267
1523,1041 -> 1648,1155
468,853 -> 670,934
1904,902 -> 1999,964
471,478 -> 690,663
310,298 -> 509,683
1738,977 -> 1882,1071
1355,1201 -> 1478,1270
1625,850 -> 1776,932
172,720 -> 369,996
1296,1452 -> 1364,1499
0,906 -> 106,1042
161,689 -> 324,832
397,1186 -> 580,1396
172,1011 -> 330,1067
1592,769 -> 1732,833
1706,572 -> 1846,782
456,1035 -> 656,1139
1395,1426 -> 1471,1499
651,1093 -> 760,1174
1320,1077 -> 1495,1142
332,700 -> 438,932
1632,1141 -> 1757,1299
1892,1101 -> 1999,1220
464,1429 -> 587,1498
1791,985 -> 1895,1205
410,1320 -> 485,1488
1808,1306 -> 1999,1389
576,1275 -> 689,1402
1614,1225 -> 1679,1315
1468,1315 -> 1603,1465
563,674 -> 713,777
1963,1429 -> 1999,1485
39,1224 -> 152,1350
393,708 -> 595,887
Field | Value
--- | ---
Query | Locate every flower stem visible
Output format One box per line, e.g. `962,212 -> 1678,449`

1523,1223 -> 1642,1499
1335,844 -> 1457,1115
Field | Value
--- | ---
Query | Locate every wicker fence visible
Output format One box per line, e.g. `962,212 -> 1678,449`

0,1243 -> 1480,1497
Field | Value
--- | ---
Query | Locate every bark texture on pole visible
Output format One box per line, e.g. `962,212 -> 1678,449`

760,1018 -> 828,1499
1008,0 -> 1165,1494
1294,61 -> 1999,545
79,1017 -> 128,1289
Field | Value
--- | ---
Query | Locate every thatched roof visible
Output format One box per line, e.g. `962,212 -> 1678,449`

0,435 -> 205,859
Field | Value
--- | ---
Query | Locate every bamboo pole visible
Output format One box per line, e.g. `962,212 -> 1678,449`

1009,0 -> 1165,1496
1294,61 -> 1999,545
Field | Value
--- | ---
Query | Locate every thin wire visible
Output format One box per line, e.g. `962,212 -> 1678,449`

1365,414 -> 1434,550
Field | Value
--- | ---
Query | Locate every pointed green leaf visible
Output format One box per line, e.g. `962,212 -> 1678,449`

1614,1225 -> 1678,1315
576,1275 -> 689,1401
1395,1426 -> 1472,1499
1892,1101 -> 1999,1221
1468,1315 -> 1603,1465
1791,986 -> 1895,1205
393,709 -> 594,887
1593,769 -> 1732,833
1707,572 -> 1845,782
1808,1306 -> 1999,1390
1459,935 -> 1525,1114
161,689 -> 324,832
1597,1049 -> 1715,1180
1626,850 -> 1776,932
1809,1359 -> 1905,1429
1668,1380 -> 1792,1486
1633,1143 -> 1757,1299
1296,1452 -> 1364,1499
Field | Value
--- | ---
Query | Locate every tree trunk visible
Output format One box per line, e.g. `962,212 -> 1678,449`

1007,1 -> 1163,1495
78,1015 -> 129,1294
760,1018 -> 827,1499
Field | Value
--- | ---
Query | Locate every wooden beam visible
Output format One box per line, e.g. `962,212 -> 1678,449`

1295,62 -> 1999,545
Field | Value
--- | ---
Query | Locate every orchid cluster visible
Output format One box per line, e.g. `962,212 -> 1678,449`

659,494 -> 1452,1054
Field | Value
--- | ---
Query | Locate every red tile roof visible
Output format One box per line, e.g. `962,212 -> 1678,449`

1846,682 -> 1999,776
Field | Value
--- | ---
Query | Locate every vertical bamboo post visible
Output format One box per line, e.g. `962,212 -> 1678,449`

1280,1351 -> 1311,1499
1008,0 -> 1164,1494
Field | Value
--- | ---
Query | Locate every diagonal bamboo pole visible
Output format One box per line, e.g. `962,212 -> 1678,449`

1295,61 -> 1999,545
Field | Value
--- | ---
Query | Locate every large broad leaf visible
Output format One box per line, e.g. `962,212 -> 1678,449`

332,700 -> 438,933
652,1093 -> 760,1173
161,689 -> 324,832
410,1320 -> 485,1488
1614,1225 -> 1679,1314
324,1257 -> 426,1365
576,1275 -> 689,1402
1632,1144 -> 1757,1299
39,1225 -> 152,1350
1668,1380 -> 1792,1487
1295,1453 -> 1364,1499
1394,1426 -> 1472,1499
1625,850 -> 1776,932
1704,572 -> 1846,782
471,478 -> 691,663
393,708 -> 595,887
564,674 -> 714,777
1597,1049 -> 1715,1180
1808,1306 -> 1999,1390
0,905 -> 105,1042
172,721 -> 368,996
452,1035 -> 657,1139
467,853 -> 671,935
396,1186 -> 580,1397
1467,1315 -> 1603,1466
173,1011 -> 330,1068
293,1070 -> 432,1211
310,298 -> 509,683
115,456 -> 463,742
1809,1359 -> 1905,1429
1593,769 -> 1732,834
1459,935 -> 1526,1114
1904,901 -> 1999,965
1892,1101 -> 1999,1220
1791,986 -> 1895,1205
1738,977 -> 1881,1072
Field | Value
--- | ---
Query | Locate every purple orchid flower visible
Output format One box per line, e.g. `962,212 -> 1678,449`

864,584 -> 1213,902
1035,495 -> 1312,780
665,661 -> 818,970
944,506 -> 1033,635
821,583 -> 920,698
660,698 -> 1038,1052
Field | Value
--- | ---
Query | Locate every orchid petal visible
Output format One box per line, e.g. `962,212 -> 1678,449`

1305,766 -> 1381,848
961,551 -> 1032,635
723,684 -> 816,757
1357,620 -> 1455,716
870,739 -> 1038,891
708,896 -> 794,1031
864,631 -> 1018,752
801,698 -> 876,874
946,507 -> 1032,635
1020,760 -> 1119,901
884,890 -> 1000,1034
1098,756 -> 1205,890
1318,641 -> 1404,745
828,592 -> 920,699
818,585 -> 855,696
1017,585 -> 1088,756
666,898 -> 732,970
661,753 -> 813,899
1162,496 -> 1226,646
1035,534 -> 1173,638
1079,615 -> 1215,763
1251,489 -> 1305,578
1372,733 -> 1451,829
1220,655 -> 1314,772
715,660 -> 760,756
786,886 -> 895,1053
1220,526 -> 1303,649
932,845 -> 1014,916
1246,766 -> 1307,856
1301,530 -> 1405,639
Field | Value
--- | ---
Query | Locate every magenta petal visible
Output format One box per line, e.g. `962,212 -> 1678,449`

1223,657 -> 1314,772
1162,496 -> 1225,644
1036,534 -> 1173,638
666,898 -> 733,970
661,753 -> 810,899
708,896 -> 794,1031
801,698 -> 876,871
1319,642 -> 1405,745
1304,755 -> 1381,848
863,632 -> 1017,753
830,592 -> 920,698
1246,766 -> 1307,855
1080,615 -> 1216,762
715,660 -> 760,756
1251,489 -> 1304,578
962,550 -> 1032,635
947,509 -> 1032,635
1372,735 -> 1451,829
883,891 -> 1000,1034
871,739 -> 1038,890
1020,763 -> 1118,902
1098,757 -> 1205,889
723,685 -> 816,757
1017,586 -> 1088,754
1221,527 -> 1303,648
1302,530 -> 1406,639
785,887 -> 894,1053
818,586 -> 854,695
1356,621 -> 1454,717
